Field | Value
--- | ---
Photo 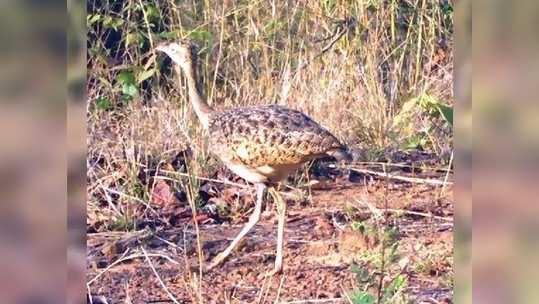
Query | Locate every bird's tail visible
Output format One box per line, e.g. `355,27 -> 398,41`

327,147 -> 353,163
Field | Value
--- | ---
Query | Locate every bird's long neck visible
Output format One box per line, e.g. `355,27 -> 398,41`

175,61 -> 213,129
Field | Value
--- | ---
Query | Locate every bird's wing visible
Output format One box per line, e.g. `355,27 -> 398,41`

208,105 -> 344,167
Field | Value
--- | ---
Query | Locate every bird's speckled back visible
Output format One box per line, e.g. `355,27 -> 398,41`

208,104 -> 346,167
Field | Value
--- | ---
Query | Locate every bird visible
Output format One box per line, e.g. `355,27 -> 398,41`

155,40 -> 351,275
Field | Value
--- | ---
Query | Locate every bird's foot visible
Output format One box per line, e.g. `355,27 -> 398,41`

264,265 -> 283,277
188,258 -> 221,274
190,253 -> 226,274
207,252 -> 229,269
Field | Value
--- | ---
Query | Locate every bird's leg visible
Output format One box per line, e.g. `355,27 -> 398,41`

206,183 -> 265,270
266,187 -> 287,276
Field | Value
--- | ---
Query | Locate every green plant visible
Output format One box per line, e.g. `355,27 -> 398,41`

393,93 -> 453,152
108,215 -> 134,231
347,217 -> 408,303
347,262 -> 408,304
116,70 -> 138,100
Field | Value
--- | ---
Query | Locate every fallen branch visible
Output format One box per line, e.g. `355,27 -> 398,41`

347,167 -> 452,186
354,199 -> 452,222
87,249 -> 132,286
383,208 -> 452,222
342,161 -> 453,173
87,250 -> 180,286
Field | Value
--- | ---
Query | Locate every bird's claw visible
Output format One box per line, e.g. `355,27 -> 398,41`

264,267 -> 283,277
188,260 -> 221,275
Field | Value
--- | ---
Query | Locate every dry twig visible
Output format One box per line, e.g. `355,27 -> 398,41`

348,167 -> 452,186
141,246 -> 181,304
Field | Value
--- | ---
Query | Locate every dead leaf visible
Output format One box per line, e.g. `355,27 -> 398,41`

151,180 -> 175,207
194,213 -> 211,224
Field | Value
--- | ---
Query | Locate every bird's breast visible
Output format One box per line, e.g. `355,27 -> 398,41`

221,161 -> 302,184
255,163 -> 302,182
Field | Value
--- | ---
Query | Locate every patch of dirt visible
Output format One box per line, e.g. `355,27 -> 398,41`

87,168 -> 453,303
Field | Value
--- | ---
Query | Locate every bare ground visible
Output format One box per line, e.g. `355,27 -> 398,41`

87,165 -> 453,304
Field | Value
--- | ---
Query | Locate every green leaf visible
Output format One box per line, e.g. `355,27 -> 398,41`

351,264 -> 371,283
387,242 -> 400,263
188,30 -> 213,45
402,135 -> 421,150
112,18 -> 124,30
351,221 -> 365,233
87,14 -> 101,26
408,94 -> 453,127
103,15 -> 112,27
383,274 -> 407,300
145,4 -> 160,22
95,96 -> 112,110
158,30 -> 181,39
435,103 -> 453,126
442,3 -> 453,14
103,16 -> 124,30
126,32 -> 144,46
122,83 -> 138,97
116,71 -> 135,85
383,226 -> 399,246
350,263 -> 361,273
137,68 -> 155,83
347,290 -> 375,304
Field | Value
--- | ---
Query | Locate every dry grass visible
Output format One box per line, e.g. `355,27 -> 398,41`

86,1 -> 453,302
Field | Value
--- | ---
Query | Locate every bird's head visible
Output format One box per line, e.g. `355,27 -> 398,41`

155,40 -> 198,69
